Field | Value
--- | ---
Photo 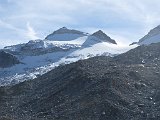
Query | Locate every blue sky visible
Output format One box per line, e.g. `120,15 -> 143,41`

0,0 -> 160,48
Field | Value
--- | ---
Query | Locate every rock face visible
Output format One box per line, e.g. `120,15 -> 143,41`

0,42 -> 160,119
0,51 -> 20,68
92,30 -> 117,44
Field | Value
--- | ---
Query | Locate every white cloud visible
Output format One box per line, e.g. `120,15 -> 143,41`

26,22 -> 39,40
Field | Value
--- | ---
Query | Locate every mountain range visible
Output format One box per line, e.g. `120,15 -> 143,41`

0,27 -> 129,86
1,25 -> 160,120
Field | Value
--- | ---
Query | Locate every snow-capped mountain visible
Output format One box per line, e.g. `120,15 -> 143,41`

91,30 -> 117,44
0,27 -> 132,86
131,25 -> 160,45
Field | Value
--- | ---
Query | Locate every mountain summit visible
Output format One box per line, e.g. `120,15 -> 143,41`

45,27 -> 87,41
92,30 -> 117,44
46,27 -> 86,35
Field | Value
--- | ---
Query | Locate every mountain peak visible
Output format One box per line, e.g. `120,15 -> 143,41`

45,27 -> 87,40
47,27 -> 86,35
91,30 -> 117,44
97,30 -> 103,33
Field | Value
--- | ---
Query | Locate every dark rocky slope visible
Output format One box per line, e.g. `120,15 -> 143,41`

1,43 -> 160,120
0,51 -> 20,68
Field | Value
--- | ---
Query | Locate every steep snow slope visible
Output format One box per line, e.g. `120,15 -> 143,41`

0,28 -> 135,86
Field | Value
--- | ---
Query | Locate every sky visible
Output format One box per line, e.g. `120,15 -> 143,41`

0,0 -> 160,48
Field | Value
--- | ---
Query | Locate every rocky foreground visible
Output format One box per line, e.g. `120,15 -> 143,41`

1,43 -> 160,120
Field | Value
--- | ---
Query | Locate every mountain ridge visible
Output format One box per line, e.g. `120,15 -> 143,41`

0,27 -> 128,86
130,25 -> 160,45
